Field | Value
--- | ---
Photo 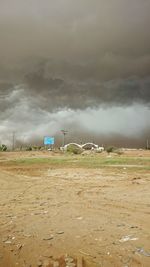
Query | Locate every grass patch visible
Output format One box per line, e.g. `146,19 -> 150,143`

4,154 -> 150,170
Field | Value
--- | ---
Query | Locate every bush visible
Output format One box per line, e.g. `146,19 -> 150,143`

67,145 -> 83,154
26,146 -> 32,151
32,146 -> 42,150
106,146 -> 116,153
115,149 -> 124,155
0,144 -> 7,151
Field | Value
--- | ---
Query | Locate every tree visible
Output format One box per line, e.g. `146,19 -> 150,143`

0,144 -> 7,151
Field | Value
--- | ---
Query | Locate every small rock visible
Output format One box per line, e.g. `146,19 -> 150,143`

5,240 -> 12,244
43,235 -> 54,241
56,231 -> 64,235
43,211 -> 48,214
130,225 -> 138,229
76,217 -> 83,220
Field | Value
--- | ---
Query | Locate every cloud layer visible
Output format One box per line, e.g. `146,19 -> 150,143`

0,0 -> 150,146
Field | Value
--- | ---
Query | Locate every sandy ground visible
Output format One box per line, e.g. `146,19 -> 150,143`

0,151 -> 150,267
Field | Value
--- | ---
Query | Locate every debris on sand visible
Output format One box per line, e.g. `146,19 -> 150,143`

79,250 -> 96,258
16,244 -> 23,250
65,256 -> 76,267
119,235 -> 138,242
136,247 -> 150,257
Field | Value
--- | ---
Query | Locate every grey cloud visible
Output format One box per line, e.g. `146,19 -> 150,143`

0,72 -> 150,116
0,0 -> 150,61
0,95 -> 150,148
23,63 -> 150,109
0,0 -> 150,146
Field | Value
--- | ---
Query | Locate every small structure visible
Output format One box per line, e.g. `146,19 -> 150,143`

82,143 -> 98,150
62,142 -> 104,152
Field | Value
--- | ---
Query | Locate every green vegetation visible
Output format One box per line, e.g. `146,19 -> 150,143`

106,146 -> 116,153
25,146 -> 32,151
0,144 -> 7,151
66,144 -> 83,154
32,146 -> 42,150
5,154 -> 150,170
24,146 -> 43,151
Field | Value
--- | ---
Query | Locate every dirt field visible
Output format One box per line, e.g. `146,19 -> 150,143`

0,150 -> 150,267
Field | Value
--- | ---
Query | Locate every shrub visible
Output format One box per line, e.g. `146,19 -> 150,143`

67,145 -> 83,154
32,146 -> 42,150
106,146 -> 116,153
26,146 -> 32,151
0,144 -> 7,151
115,149 -> 124,155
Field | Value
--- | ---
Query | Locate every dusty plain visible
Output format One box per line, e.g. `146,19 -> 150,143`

0,150 -> 150,267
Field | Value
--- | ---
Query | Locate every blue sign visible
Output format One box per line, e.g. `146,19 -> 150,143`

44,137 -> 55,145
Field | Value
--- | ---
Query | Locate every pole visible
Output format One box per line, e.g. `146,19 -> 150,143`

12,132 -> 15,151
61,130 -> 68,147
146,139 -> 149,150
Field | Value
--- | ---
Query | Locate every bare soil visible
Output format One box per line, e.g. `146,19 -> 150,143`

0,150 -> 150,267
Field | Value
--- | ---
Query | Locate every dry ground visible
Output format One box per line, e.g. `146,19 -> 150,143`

0,150 -> 150,267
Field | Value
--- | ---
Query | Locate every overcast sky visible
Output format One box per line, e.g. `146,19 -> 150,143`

0,0 -> 150,147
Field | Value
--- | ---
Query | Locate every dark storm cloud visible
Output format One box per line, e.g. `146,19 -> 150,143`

0,0 -> 150,107
0,0 -> 150,146
0,1 -> 150,66
23,60 -> 150,109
